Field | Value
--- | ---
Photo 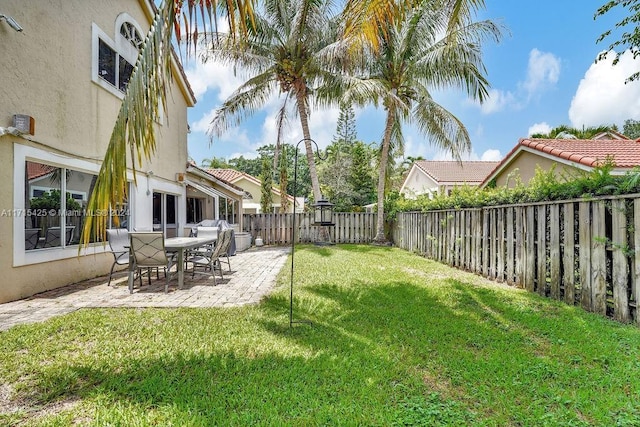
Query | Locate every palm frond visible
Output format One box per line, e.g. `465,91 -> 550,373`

81,0 -> 176,247
208,71 -> 279,137
413,94 -> 471,160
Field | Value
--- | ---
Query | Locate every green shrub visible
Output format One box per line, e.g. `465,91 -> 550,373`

392,161 -> 640,213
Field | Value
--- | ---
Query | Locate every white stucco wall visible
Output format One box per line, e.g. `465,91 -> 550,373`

0,0 -> 191,303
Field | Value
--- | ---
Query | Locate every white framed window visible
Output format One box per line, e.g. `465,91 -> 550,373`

91,13 -> 143,98
13,145 -> 133,267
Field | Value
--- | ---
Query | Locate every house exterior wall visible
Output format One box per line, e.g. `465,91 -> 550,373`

400,168 -> 439,199
236,178 -> 293,213
0,0 -> 190,303
492,151 -> 581,188
184,170 -> 245,231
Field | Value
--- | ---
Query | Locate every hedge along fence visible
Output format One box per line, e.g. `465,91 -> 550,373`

243,212 -> 378,245
392,194 -> 640,325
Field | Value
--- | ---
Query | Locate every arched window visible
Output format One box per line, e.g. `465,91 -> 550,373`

92,13 -> 144,96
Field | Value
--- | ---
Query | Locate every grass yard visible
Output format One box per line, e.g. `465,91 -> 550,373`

2,244 -> 640,426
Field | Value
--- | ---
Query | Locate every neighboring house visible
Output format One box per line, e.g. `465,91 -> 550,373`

184,163 -> 246,233
207,169 -> 296,214
400,160 -> 499,199
592,130 -> 629,140
0,0 -> 195,303
481,138 -> 640,188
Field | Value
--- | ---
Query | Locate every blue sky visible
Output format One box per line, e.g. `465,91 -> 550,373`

183,1 -> 640,166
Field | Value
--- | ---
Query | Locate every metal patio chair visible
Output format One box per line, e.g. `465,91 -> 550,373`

106,228 -> 129,286
128,232 -> 175,293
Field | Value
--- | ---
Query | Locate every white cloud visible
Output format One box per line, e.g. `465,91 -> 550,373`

184,58 -> 245,101
191,108 -> 216,133
522,48 -> 561,98
251,102 -> 341,149
431,148 -> 502,162
480,149 -> 502,161
569,50 -> 640,128
478,88 -> 516,114
468,48 -> 559,115
528,122 -> 552,136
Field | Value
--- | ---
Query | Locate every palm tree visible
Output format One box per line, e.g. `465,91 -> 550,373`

80,0 -> 256,246
205,0 -> 339,204
530,124 -> 619,139
81,0 -> 416,246
341,0 -> 503,243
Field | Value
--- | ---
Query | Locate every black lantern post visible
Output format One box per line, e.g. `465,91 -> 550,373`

290,138 -> 327,327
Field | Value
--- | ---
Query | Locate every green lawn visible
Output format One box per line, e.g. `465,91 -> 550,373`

2,245 -> 640,426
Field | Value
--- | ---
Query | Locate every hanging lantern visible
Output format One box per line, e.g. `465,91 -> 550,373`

312,198 -> 334,226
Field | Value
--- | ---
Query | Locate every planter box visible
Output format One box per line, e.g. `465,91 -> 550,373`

235,232 -> 252,252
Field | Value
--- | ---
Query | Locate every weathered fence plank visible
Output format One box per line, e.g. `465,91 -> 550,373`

562,203 -> 575,305
506,207 -> 514,285
498,208 -> 505,281
549,204 -> 561,300
515,206 -> 523,288
482,210 -> 490,277
489,209 -> 498,280
536,205 -> 547,297
525,206 -> 536,292
612,199 -> 630,322
635,199 -> 640,326
591,202 -> 607,315
579,202 -> 592,311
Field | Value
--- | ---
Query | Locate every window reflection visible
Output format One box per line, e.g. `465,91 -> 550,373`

24,161 -> 99,250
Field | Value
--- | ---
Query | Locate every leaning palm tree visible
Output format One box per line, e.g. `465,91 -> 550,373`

205,0 -> 339,203
340,0 -> 503,243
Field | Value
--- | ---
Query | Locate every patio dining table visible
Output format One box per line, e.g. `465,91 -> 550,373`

128,235 -> 217,292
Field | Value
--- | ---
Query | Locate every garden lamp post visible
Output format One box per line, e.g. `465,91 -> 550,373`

290,138 -> 328,327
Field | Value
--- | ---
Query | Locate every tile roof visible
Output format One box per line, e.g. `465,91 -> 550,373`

207,168 -> 247,183
414,160 -> 500,184
481,138 -> 640,187
186,164 -> 246,194
26,161 -> 56,180
207,168 -> 294,201
519,138 -> 640,168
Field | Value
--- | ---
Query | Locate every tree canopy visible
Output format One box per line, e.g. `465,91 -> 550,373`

595,0 -> 640,82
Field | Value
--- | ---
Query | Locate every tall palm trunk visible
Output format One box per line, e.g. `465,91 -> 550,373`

374,108 -> 395,243
295,88 -> 322,202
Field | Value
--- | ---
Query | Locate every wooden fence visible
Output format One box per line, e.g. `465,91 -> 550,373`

243,212 -> 377,245
392,195 -> 640,325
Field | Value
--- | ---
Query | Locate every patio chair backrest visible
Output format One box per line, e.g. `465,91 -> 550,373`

106,228 -> 129,253
208,229 -> 231,259
43,226 -> 75,247
196,226 -> 219,240
25,228 -> 40,250
217,229 -> 233,256
129,232 -> 168,268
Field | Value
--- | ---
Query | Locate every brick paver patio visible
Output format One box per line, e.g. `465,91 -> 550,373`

0,246 -> 290,331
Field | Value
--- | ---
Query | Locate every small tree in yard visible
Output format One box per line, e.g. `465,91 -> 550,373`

260,157 -> 274,214
279,146 -> 290,213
